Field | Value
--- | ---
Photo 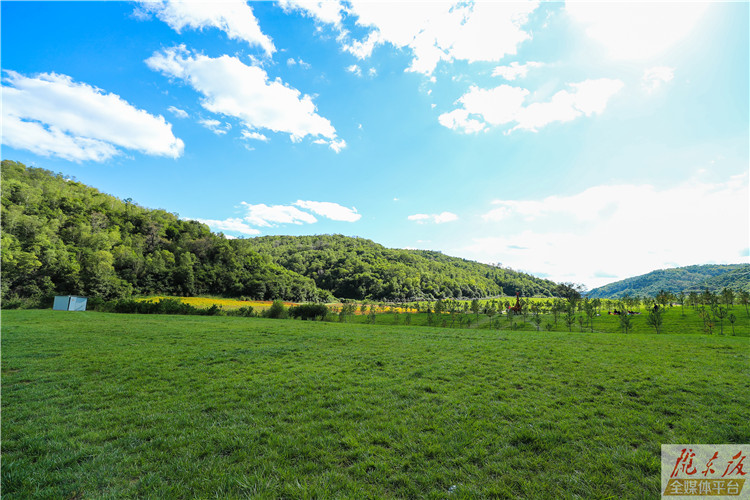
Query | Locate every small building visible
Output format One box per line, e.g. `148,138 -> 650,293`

53,295 -> 88,311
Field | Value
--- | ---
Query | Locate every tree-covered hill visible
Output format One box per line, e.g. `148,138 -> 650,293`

587,264 -> 750,299
239,235 -> 559,300
1,160 -> 328,303
1,160 -> 559,304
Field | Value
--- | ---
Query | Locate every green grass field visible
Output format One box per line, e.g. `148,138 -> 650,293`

2,310 -> 748,498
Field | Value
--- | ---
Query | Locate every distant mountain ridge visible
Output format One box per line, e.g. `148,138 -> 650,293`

587,264 -> 750,299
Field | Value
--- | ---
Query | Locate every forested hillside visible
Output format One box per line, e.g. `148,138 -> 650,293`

242,235 -> 560,300
1,161 -> 328,303
587,264 -> 750,299
1,160 -> 560,304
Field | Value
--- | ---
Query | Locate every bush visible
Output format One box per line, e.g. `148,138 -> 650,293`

263,300 -> 288,319
227,306 -> 255,317
289,303 -> 328,321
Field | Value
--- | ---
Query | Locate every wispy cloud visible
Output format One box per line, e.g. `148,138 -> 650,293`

642,66 -> 675,93
190,217 -> 260,235
460,174 -> 750,288
408,212 -> 458,224
294,200 -> 361,222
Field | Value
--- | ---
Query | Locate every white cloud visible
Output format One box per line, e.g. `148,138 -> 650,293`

565,2 -> 709,61
287,57 -> 311,69
342,31 -> 382,59
241,202 -> 317,227
439,78 -> 624,134
1,70 -> 183,162
168,105 -> 188,118
146,46 -> 345,152
462,174 -> 750,289
438,109 -> 487,134
294,200 -> 361,222
492,61 -> 543,80
199,118 -> 230,135
191,217 -> 260,235
346,64 -> 362,76
642,66 -> 675,93
345,1 -> 540,75
408,212 -> 458,224
277,0 -> 344,26
137,0 -> 274,56
241,130 -> 269,142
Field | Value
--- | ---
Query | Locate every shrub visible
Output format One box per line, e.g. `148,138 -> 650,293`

263,300 -> 288,319
289,303 -> 328,321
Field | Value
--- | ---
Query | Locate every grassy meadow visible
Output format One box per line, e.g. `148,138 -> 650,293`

2,310 -> 749,498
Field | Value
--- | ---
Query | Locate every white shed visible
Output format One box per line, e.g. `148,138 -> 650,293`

53,295 -> 88,311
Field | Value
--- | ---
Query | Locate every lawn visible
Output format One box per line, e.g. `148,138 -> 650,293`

2,310 -> 748,498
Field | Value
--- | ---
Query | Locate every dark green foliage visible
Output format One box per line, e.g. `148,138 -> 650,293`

588,264 -> 750,299
1,160 -> 559,305
262,299 -> 288,319
289,303 -> 328,320
240,234 -> 559,301
93,298 -> 221,316
0,161 -> 330,303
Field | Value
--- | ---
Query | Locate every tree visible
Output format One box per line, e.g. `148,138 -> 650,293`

728,313 -> 736,336
583,298 -> 596,332
721,288 -> 735,309
677,292 -> 686,316
564,304 -> 576,332
618,311 -> 632,333
715,306 -> 727,335
646,307 -> 663,334
556,282 -> 584,305
471,298 -> 480,321
738,290 -> 750,318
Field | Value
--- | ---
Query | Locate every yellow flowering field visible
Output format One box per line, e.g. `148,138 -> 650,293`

138,296 -> 297,311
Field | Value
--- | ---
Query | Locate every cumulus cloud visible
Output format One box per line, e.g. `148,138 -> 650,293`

137,0 -> 274,56
1,70 -> 183,162
294,200 -> 361,222
146,46 -> 345,152
346,64 -> 362,76
168,105 -> 188,118
277,0 -> 344,26
439,78 -> 624,134
344,1 -> 539,74
566,2 -> 709,61
492,61 -> 544,80
408,212 -> 458,224
191,217 -> 260,235
461,173 -> 749,288
642,66 -> 675,93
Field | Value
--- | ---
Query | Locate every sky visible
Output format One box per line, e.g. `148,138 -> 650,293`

2,0 -> 748,290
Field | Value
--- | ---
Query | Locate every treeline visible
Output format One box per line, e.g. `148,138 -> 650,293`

1,160 -> 560,306
587,264 -> 750,299
1,161 -> 330,304
240,235 -> 559,301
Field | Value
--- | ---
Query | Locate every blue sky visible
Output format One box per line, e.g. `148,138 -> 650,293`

2,1 -> 748,289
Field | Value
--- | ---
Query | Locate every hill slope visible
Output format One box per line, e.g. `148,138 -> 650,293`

241,235 -> 559,300
1,160 -> 559,303
1,160 -> 327,303
587,264 -> 750,298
